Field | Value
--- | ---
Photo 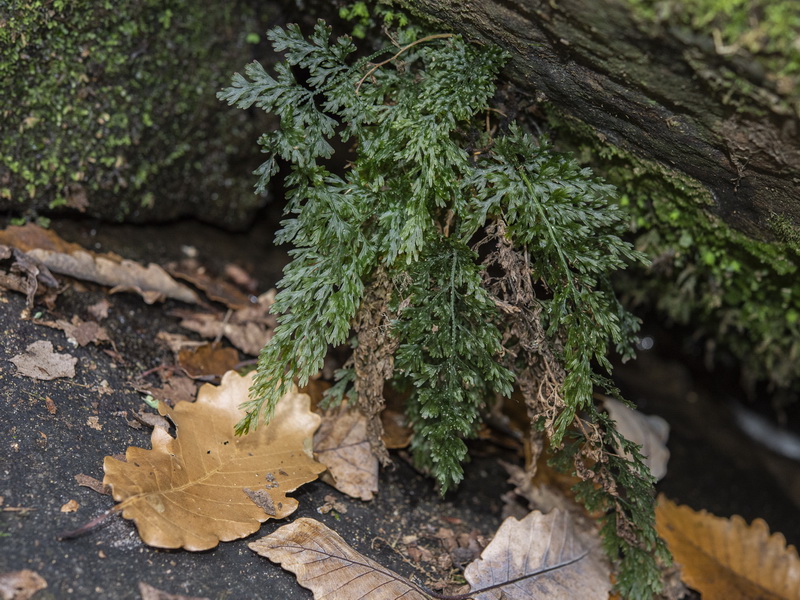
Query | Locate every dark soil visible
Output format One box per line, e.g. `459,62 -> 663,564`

1,213 -> 798,599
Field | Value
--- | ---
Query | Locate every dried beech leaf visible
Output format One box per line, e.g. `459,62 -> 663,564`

603,396 -> 670,480
0,570 -> 47,600
9,340 -> 77,380
138,582 -> 209,600
0,224 -> 199,304
103,371 -> 325,550
314,406 -> 379,501
656,495 -> 800,600
250,517 -> 430,600
464,509 -> 610,600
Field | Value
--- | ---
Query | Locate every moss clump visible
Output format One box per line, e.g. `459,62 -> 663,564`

553,113 -> 800,395
625,0 -> 800,102
1,0 -> 274,227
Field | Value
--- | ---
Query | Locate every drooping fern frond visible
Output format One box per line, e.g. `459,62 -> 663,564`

220,17 -> 667,597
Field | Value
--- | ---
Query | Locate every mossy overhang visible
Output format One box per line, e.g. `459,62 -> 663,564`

400,0 -> 800,242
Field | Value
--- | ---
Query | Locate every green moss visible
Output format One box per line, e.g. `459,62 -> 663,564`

1,0 -> 274,226
552,112 -> 800,391
625,0 -> 800,102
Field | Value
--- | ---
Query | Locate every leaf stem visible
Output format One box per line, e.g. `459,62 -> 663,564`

356,33 -> 455,93
423,550 -> 589,599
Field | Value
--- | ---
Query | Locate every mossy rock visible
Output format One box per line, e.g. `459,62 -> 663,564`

1,0 -> 277,228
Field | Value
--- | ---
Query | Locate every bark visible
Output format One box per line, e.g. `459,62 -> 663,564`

404,0 -> 800,241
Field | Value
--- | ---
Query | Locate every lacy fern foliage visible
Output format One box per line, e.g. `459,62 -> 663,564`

220,19 -> 666,598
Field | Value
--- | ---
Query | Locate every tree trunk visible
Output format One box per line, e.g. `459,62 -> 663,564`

403,0 -> 800,241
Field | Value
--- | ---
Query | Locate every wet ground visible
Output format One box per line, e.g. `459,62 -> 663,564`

1,212 -> 798,598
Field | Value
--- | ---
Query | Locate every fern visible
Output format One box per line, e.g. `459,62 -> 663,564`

220,18 -> 667,598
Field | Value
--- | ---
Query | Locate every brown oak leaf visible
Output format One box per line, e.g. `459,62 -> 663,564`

103,370 -> 325,550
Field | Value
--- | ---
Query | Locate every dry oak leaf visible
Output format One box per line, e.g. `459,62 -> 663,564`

9,340 -> 77,380
250,517 -> 431,600
602,396 -> 670,480
465,509 -> 610,600
0,570 -> 47,600
314,405 -> 379,501
103,370 -> 325,550
656,495 -> 800,600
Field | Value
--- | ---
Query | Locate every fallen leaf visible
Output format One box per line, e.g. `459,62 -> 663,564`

0,224 -> 200,304
167,258 -> 252,309
603,396 -> 670,480
464,509 -> 610,600
103,370 -> 325,550
314,405 -> 379,501
250,517 -> 430,600
9,340 -> 77,380
0,570 -> 47,600
174,290 -> 276,355
38,315 -> 111,347
656,495 -> 800,600
178,342 -> 239,379
86,416 -> 102,431
60,499 -> 80,513
87,298 -> 110,321
138,582 -> 209,600
44,396 -> 57,415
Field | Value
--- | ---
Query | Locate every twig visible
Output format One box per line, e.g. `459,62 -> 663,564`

356,33 -> 454,94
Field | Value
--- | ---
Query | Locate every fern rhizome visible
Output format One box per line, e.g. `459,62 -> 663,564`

219,19 -> 669,598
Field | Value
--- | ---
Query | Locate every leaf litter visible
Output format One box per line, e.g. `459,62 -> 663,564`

251,509 -> 603,600
101,370 -> 326,550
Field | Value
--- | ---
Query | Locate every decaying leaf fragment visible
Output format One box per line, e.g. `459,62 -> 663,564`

250,517 -> 430,600
603,396 -> 670,480
0,570 -> 47,600
9,340 -> 77,380
314,405 -> 379,501
656,495 -> 800,600
103,370 -> 325,550
465,509 -> 610,600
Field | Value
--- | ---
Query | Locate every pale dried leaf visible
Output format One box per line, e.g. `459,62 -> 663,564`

38,315 -> 111,347
175,291 -> 276,355
603,397 -> 670,480
250,517 -> 430,600
464,509 -> 610,600
10,340 -> 77,380
0,223 -> 199,304
103,370 -> 325,550
656,495 -> 800,600
314,406 -> 379,501
0,570 -> 47,600
138,582 -> 209,600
